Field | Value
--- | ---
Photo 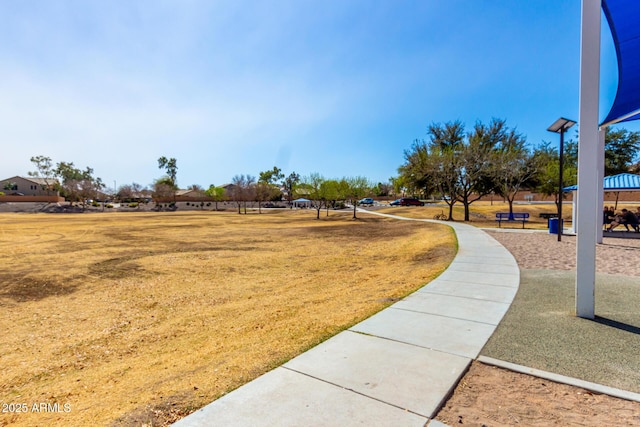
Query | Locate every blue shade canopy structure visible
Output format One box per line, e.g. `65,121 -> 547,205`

564,173 -> 640,192
602,0 -> 640,125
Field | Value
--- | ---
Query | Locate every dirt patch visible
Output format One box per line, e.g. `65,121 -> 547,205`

436,361 -> 640,426
110,391 -> 199,427
0,275 -> 78,302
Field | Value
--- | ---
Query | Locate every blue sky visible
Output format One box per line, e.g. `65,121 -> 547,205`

1,0 -> 638,191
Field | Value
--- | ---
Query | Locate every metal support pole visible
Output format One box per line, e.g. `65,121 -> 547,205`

596,128 -> 605,244
575,0 -> 601,319
558,129 -> 565,242
571,191 -> 577,233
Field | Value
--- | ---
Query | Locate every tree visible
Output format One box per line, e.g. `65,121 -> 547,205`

372,181 -> 392,197
320,179 -> 341,216
28,155 -> 56,195
259,166 -> 284,186
389,175 -> 408,198
205,185 -> 226,210
230,174 -> 256,214
117,183 -> 147,207
486,123 -> 535,216
400,119 -> 531,221
398,140 -> 437,198
282,172 -> 300,207
157,156 -> 178,186
152,179 -> 175,205
344,176 -> 371,219
456,120 -> 503,221
303,173 -> 328,219
117,184 -> 135,202
54,162 -> 104,207
157,156 -> 178,202
532,140 -> 578,215
256,167 -> 284,213
255,182 -> 272,213
400,122 -> 465,220
604,128 -> 640,175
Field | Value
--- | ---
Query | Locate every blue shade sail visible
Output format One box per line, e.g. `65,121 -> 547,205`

602,0 -> 640,125
564,173 -> 640,191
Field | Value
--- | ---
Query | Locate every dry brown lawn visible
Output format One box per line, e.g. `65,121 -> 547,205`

0,210 -> 455,427
378,201 -> 572,229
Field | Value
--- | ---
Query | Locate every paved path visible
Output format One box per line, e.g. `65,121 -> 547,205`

173,213 -> 520,427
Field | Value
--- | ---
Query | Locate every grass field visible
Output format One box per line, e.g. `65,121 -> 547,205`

377,200 -> 571,229
0,210 -> 456,426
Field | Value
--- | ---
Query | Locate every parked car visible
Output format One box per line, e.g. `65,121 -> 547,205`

391,197 -> 424,206
358,198 -> 374,206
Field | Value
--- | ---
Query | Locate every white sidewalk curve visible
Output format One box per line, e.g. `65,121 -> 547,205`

173,211 -> 520,427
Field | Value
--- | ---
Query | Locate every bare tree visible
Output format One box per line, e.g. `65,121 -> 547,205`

230,175 -> 256,214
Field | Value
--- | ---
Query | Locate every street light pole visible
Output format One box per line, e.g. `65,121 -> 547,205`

547,118 -> 577,242
558,129 -> 565,242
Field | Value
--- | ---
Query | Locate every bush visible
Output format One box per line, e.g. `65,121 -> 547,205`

105,204 -> 114,209
91,201 -> 100,207
128,203 -> 139,208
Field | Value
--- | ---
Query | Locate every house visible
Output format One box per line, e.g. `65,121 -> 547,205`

175,189 -> 207,198
0,176 -> 59,196
220,183 -> 237,194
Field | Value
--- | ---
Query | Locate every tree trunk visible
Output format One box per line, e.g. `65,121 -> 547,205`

448,203 -> 454,221
463,195 -> 470,221
353,202 -> 357,219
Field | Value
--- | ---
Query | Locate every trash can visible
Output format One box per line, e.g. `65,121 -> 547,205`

549,218 -> 563,234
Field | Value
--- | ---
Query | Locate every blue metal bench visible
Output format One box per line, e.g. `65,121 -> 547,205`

495,212 -> 529,228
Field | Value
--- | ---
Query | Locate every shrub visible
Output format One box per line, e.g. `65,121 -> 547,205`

91,201 -> 100,207
128,203 -> 139,208
105,204 -> 114,208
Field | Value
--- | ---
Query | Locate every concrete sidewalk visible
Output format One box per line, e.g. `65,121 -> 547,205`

173,215 -> 520,427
